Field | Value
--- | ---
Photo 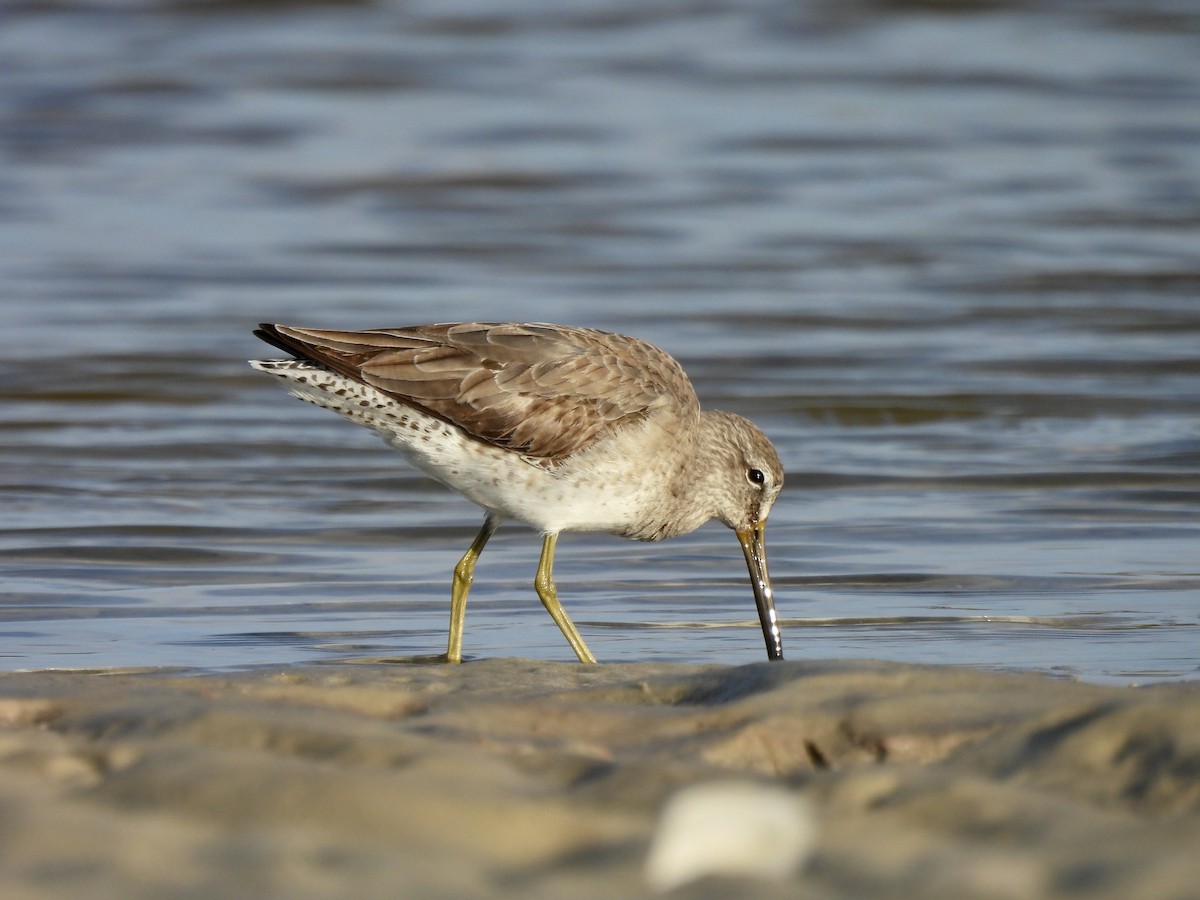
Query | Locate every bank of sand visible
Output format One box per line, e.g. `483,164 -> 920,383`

1,659 -> 1197,898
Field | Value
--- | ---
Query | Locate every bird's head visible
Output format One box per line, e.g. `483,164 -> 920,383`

702,412 -> 784,661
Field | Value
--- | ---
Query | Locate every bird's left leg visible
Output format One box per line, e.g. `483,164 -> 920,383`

533,532 -> 597,664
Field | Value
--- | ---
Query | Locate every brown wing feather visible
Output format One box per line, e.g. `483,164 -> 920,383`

255,322 -> 699,461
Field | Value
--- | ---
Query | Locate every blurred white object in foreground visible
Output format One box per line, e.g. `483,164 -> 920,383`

645,781 -> 816,892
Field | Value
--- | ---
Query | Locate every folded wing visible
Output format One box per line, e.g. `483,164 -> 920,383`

254,322 -> 699,462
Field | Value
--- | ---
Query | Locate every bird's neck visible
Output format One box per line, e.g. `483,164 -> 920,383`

636,411 -> 731,540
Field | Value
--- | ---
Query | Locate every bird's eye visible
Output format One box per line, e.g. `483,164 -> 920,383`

747,467 -> 766,486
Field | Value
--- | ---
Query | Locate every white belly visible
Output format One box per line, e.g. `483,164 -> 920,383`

250,358 -> 662,536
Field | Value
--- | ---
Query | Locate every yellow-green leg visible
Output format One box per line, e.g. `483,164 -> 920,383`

534,532 -> 597,664
446,515 -> 499,663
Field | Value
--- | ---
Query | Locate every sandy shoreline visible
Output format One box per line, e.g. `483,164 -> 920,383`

1,659 -> 1197,898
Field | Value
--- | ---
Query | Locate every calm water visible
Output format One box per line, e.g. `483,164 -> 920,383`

1,0 -> 1197,683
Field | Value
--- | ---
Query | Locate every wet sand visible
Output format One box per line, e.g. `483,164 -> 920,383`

1,659 -> 1197,899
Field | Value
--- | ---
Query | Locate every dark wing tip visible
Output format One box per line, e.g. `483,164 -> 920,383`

252,323 -> 306,359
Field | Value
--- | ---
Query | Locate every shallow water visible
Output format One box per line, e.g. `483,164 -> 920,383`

1,0 -> 1197,683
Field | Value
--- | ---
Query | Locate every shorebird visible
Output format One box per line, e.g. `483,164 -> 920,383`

250,322 -> 784,663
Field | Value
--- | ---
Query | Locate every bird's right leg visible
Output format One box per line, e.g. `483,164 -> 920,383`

446,514 -> 499,663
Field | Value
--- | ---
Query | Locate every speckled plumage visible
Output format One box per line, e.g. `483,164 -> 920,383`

250,322 -> 784,662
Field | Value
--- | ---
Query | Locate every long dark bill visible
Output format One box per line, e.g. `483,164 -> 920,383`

736,521 -> 783,661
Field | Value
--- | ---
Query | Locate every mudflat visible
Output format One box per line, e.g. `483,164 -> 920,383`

1,659 -> 1197,899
